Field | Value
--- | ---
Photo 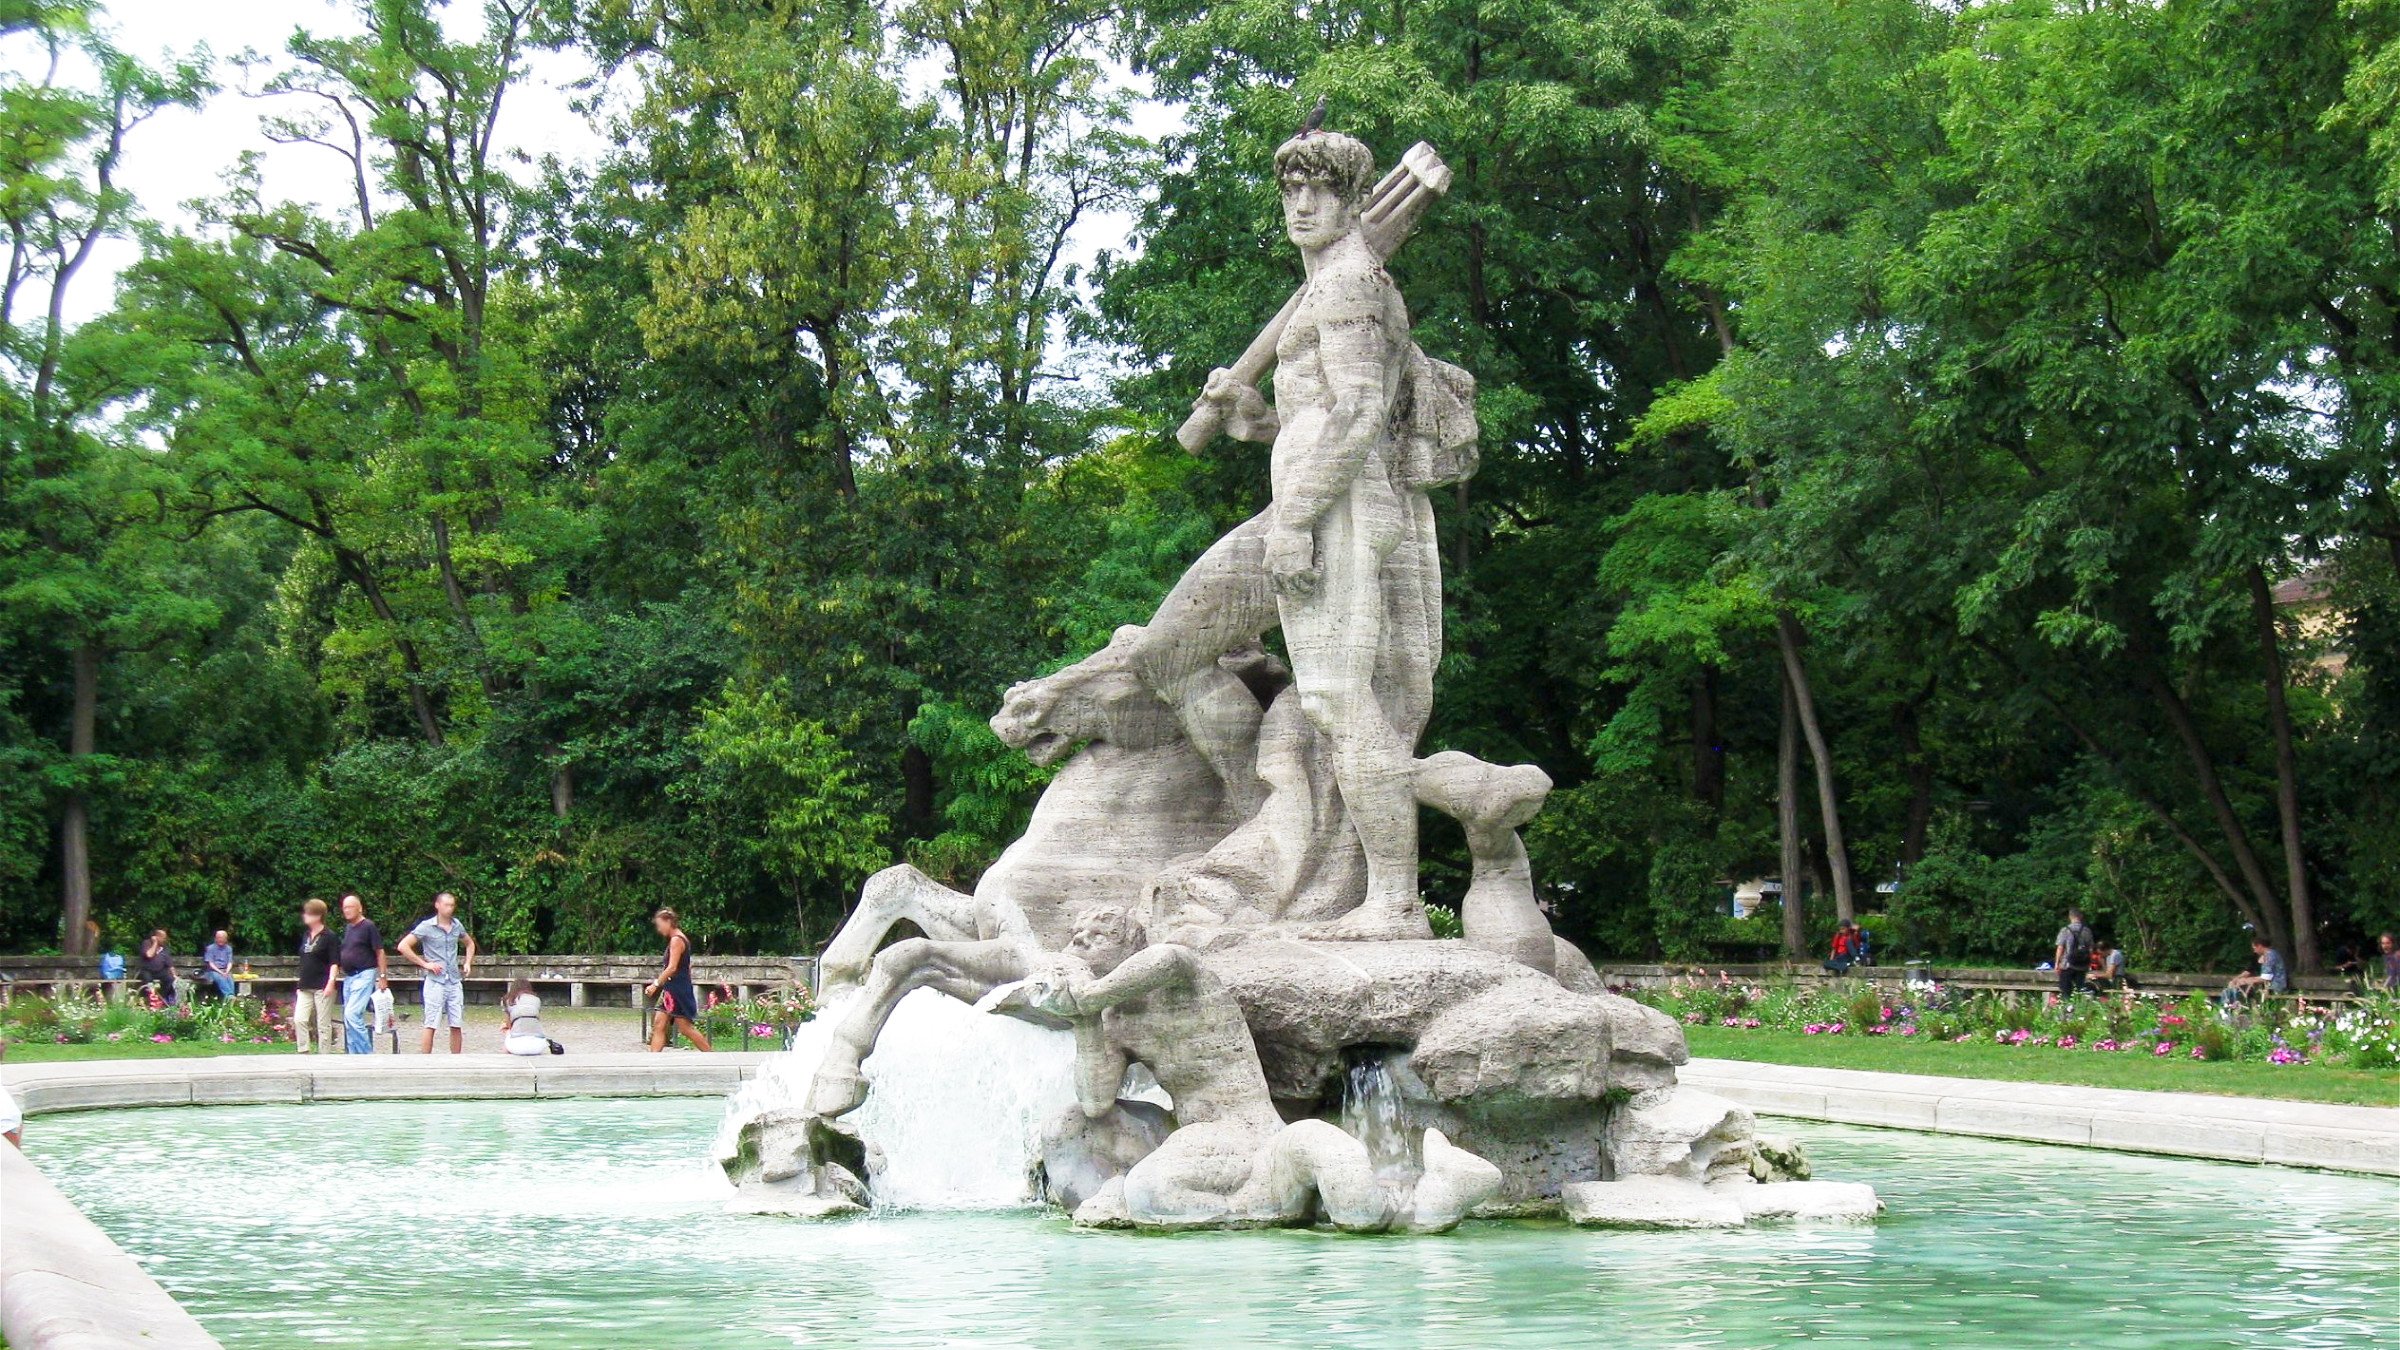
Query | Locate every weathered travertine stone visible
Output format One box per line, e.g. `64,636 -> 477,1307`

1562,1175 -> 1746,1230
1751,1132 -> 1812,1183
998,906 -> 1502,1233
1736,1180 -> 1882,1222
1606,1088 -> 1758,1187
718,1107 -> 870,1219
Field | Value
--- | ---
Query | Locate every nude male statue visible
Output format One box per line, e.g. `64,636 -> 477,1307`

1000,904 -> 1501,1232
1126,129 -> 1469,940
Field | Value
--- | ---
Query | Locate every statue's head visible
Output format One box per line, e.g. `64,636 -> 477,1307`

991,625 -> 1181,765
1275,130 -> 1373,251
1064,904 -> 1148,977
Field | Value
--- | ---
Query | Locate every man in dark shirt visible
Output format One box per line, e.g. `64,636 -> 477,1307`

334,894 -> 389,1055
293,899 -> 338,1053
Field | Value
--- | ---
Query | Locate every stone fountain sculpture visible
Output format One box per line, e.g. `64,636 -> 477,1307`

724,126 -> 1878,1232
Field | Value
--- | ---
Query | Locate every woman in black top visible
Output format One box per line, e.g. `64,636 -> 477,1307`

643,908 -> 713,1053
137,930 -> 176,1006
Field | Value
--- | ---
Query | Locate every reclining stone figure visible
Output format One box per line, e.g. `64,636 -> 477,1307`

997,904 -> 1502,1232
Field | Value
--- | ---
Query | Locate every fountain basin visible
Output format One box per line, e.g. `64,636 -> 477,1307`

20,1095 -> 2396,1348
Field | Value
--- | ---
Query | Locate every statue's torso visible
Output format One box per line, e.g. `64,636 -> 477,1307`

1270,233 -> 1410,500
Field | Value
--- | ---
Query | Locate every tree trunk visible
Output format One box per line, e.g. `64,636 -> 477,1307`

550,763 -> 574,822
1778,668 -> 1806,958
59,643 -> 99,956
2138,666 -> 2289,954
2245,566 -> 2316,972
900,744 -> 936,843
1896,683 -> 1935,868
1776,612 -> 1855,922
1692,664 -> 1724,816
333,550 -> 444,747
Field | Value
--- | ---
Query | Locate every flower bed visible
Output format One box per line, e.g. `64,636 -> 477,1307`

1623,974 -> 2400,1070
695,987 -> 816,1049
1,989 -> 290,1048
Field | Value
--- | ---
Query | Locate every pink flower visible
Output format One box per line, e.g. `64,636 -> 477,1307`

2160,1015 -> 2187,1028
218,1034 -> 235,1043
2057,1035 -> 2077,1049
1721,1017 -> 1739,1027
2267,1047 -> 2302,1066
150,1033 -> 172,1043
1741,1018 -> 1761,1029
1897,1025 -> 1917,1036
749,1023 -> 774,1038
2154,1041 -> 2174,1057
1682,1011 -> 1703,1024
1953,1033 -> 1974,1043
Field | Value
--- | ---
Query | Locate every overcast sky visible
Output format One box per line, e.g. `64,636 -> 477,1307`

11,0 -> 610,325
18,0 -> 1167,348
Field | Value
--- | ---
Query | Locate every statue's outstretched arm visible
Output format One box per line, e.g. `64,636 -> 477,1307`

1071,945 -> 1200,1013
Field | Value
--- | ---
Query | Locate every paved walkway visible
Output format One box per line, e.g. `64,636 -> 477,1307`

1681,1057 -> 2400,1175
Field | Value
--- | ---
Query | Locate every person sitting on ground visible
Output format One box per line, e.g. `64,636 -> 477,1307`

201,930 -> 236,1001
2052,908 -> 2094,998
2218,937 -> 2289,1007
500,980 -> 550,1057
137,929 -> 177,1006
1822,922 -> 1858,975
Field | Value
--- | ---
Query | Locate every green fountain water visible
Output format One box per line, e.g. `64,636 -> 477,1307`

27,1096 -> 2395,1347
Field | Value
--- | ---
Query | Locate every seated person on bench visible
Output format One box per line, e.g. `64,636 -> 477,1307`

2216,937 -> 2287,1008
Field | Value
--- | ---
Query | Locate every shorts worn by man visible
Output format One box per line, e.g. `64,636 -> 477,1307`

400,892 -> 476,1055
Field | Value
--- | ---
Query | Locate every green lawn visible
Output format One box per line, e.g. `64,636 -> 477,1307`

1684,1025 -> 2400,1107
1,1039 -> 287,1064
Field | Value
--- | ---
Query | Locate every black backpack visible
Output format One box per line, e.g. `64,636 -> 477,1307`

2061,922 -> 2093,970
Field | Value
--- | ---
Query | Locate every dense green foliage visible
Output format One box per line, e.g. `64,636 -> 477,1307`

3,0 -> 2393,969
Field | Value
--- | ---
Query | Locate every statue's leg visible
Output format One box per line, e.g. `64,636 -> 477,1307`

817,865 -> 997,995
1245,1118 -> 1398,1231
1283,485 -> 1427,940
807,937 -> 1032,1118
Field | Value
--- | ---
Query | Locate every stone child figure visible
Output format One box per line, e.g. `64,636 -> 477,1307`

1126,129 -> 1477,940
1007,904 -> 1501,1232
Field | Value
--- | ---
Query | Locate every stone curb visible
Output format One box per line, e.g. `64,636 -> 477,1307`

1679,1057 -> 2400,1175
0,1053 -> 777,1350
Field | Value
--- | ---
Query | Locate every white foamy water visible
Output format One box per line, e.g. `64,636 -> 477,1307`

716,987 -> 1079,1209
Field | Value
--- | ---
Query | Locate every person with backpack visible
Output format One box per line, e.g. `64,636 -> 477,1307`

2053,908 -> 2095,999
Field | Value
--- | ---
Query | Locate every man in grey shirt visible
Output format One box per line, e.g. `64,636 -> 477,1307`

2219,936 -> 2288,1007
399,892 -> 476,1054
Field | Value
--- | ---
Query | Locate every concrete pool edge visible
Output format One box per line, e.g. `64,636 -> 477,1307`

1681,1057 -> 2400,1176
0,1053 -> 778,1350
